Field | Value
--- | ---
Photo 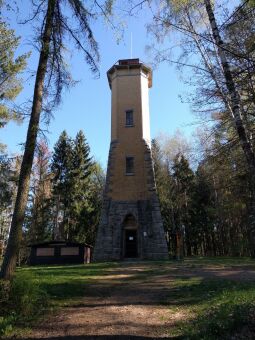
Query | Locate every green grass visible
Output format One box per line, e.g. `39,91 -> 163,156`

0,262 -> 112,337
1,257 -> 255,339
151,259 -> 255,339
179,256 -> 255,267
167,278 -> 255,339
18,262 -> 117,305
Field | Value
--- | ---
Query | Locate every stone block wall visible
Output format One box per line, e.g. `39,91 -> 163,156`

93,139 -> 169,261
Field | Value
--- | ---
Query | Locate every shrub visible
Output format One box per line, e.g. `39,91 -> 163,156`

183,300 -> 255,339
8,272 -> 48,317
0,316 -> 15,337
0,272 -> 48,337
0,280 -> 10,306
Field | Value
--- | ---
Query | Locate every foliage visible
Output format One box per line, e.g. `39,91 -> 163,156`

147,0 -> 255,256
0,272 -> 48,336
0,156 -> 18,253
152,138 -> 175,247
67,130 -> 94,241
24,141 -> 53,243
153,129 -> 253,257
0,157 -> 13,215
50,130 -> 104,243
21,129 -> 105,246
0,15 -> 28,132
173,279 -> 255,339
152,134 -> 196,256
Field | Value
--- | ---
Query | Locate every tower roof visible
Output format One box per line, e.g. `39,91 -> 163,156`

107,58 -> 152,89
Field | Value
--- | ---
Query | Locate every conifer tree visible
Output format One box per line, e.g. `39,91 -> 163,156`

51,130 -> 94,241
73,130 -> 92,180
84,162 -> 105,245
0,156 -> 14,255
172,154 -> 195,256
51,130 -> 73,240
68,130 -> 93,240
0,8 -> 29,150
152,138 -> 175,250
191,165 -> 215,256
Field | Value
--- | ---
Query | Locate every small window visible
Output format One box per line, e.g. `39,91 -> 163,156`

36,248 -> 54,256
126,157 -> 134,175
126,110 -> 134,126
61,247 -> 79,256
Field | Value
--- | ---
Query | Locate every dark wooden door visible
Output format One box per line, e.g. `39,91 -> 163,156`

125,229 -> 137,257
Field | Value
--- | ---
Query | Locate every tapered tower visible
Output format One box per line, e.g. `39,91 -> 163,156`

93,59 -> 168,260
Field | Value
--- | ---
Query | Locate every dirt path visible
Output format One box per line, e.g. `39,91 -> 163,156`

22,262 -> 255,340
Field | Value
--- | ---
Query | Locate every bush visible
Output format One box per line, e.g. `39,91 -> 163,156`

197,303 -> 255,338
0,272 -> 48,337
0,316 -> 15,337
183,300 -> 255,339
8,272 -> 48,317
0,280 -> 10,306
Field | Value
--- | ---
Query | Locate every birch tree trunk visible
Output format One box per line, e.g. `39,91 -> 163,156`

0,0 -> 56,279
204,0 -> 255,256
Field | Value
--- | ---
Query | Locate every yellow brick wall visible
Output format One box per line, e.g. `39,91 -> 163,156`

107,65 -> 153,201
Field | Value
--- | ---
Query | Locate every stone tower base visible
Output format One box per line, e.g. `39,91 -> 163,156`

93,196 -> 169,261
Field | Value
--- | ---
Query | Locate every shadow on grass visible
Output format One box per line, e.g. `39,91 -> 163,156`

14,336 -> 182,340
40,280 -> 87,301
21,263 -> 118,275
12,261 -> 255,340
40,272 -> 255,308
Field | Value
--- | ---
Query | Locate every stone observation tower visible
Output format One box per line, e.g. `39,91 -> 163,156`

93,59 -> 168,261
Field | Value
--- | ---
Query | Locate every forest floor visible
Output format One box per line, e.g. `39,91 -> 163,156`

5,258 -> 255,339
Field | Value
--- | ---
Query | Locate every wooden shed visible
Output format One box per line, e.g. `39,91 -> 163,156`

29,241 -> 92,265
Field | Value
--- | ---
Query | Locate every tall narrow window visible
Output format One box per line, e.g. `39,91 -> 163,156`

125,110 -> 134,126
126,157 -> 134,175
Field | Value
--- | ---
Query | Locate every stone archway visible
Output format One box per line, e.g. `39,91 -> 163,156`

122,214 -> 138,258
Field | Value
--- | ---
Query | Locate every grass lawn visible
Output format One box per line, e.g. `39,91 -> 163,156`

0,262 -> 114,337
165,275 -> 255,339
1,257 -> 255,339
18,262 -> 117,306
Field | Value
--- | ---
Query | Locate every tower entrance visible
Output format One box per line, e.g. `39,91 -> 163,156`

123,214 -> 138,258
124,230 -> 137,258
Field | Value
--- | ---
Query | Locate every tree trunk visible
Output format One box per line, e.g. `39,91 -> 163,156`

204,0 -> 255,257
0,0 -> 56,279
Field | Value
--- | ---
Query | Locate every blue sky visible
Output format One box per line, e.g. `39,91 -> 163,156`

1,1 -> 196,168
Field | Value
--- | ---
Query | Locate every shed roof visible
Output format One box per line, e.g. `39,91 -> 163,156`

29,241 -> 92,248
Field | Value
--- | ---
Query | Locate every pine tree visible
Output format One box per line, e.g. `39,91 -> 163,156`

51,130 -> 73,240
73,130 -> 92,180
0,156 -> 14,256
172,154 -> 195,256
191,165 -> 216,256
68,130 -> 93,241
152,138 -> 176,251
0,10 -> 29,150
84,162 -> 105,245
51,130 -> 95,242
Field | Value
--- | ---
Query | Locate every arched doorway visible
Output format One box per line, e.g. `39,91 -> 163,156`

123,214 -> 138,258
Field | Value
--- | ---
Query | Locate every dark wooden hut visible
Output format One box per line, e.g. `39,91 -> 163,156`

29,241 -> 92,265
